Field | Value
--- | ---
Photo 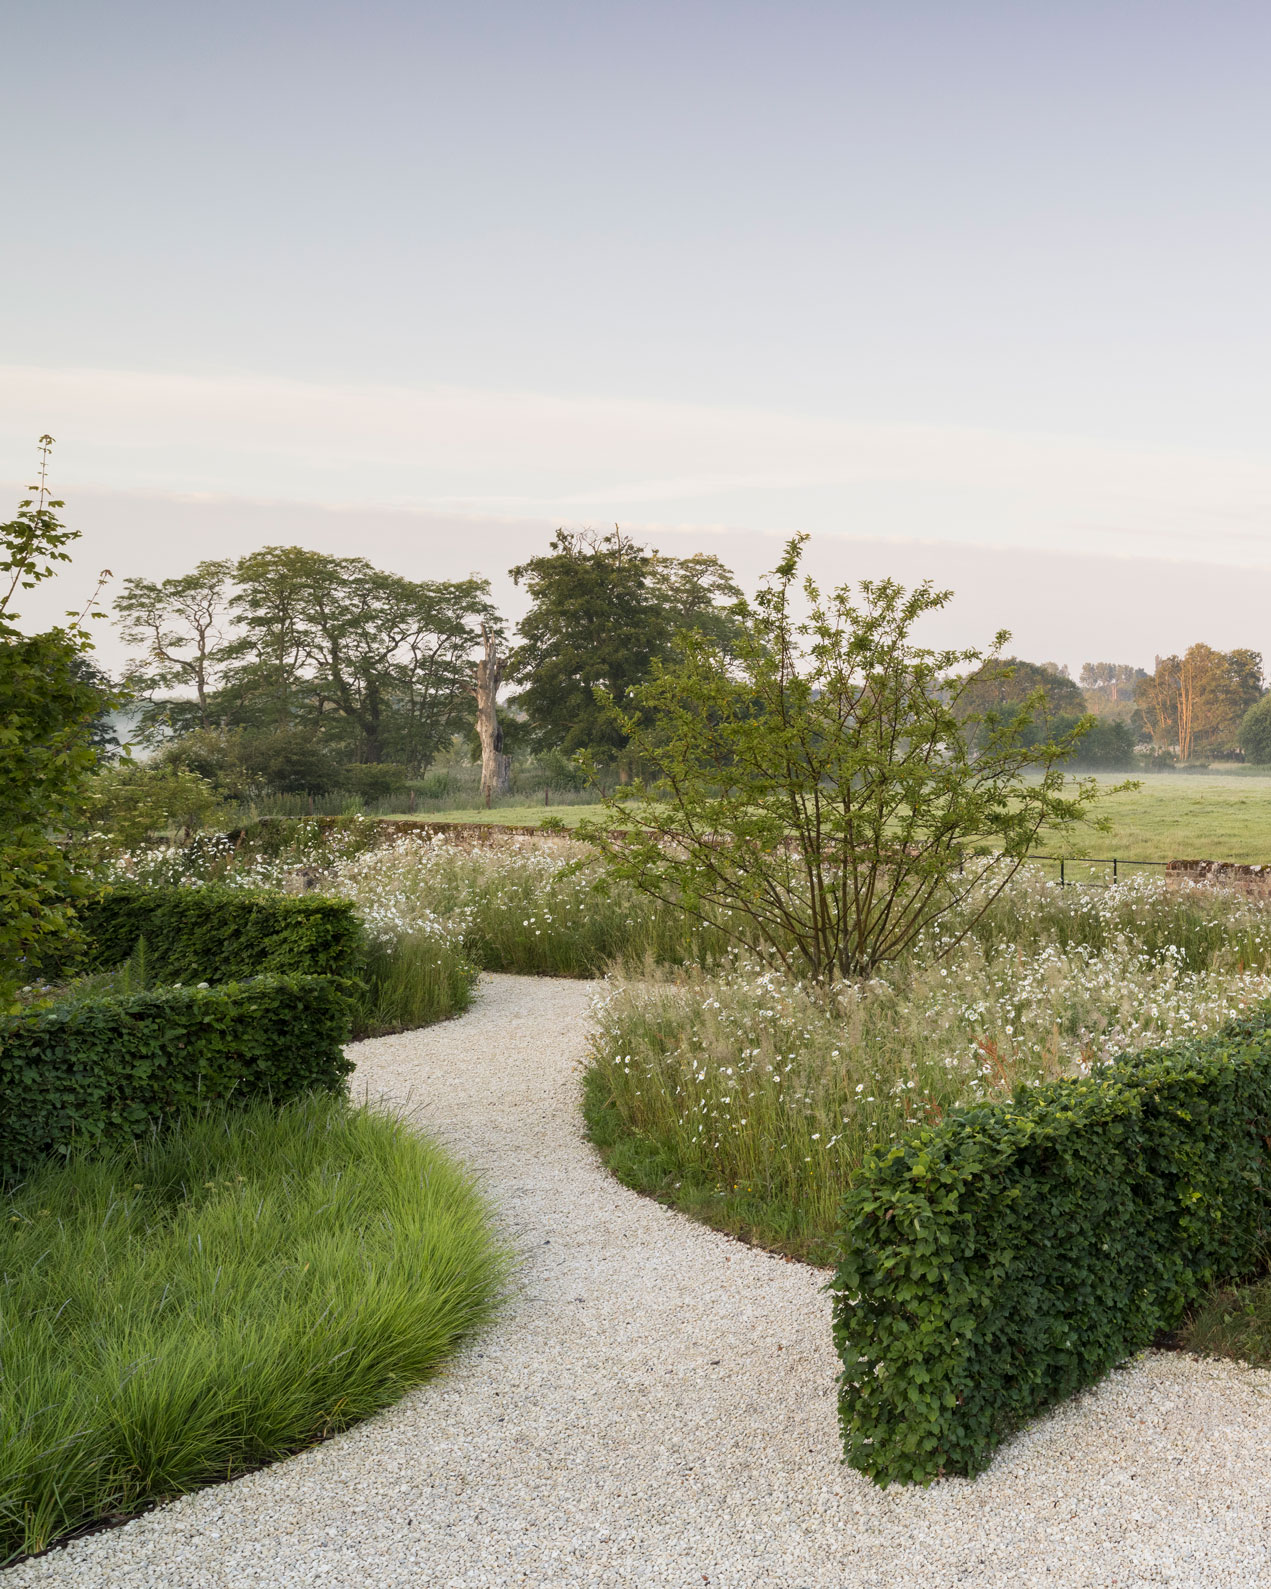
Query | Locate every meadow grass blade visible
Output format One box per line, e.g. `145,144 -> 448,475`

0,1094 -> 507,1564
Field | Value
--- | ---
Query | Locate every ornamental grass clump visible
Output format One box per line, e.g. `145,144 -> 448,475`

0,1093 -> 507,1564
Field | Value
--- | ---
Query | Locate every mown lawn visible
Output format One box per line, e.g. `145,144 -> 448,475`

388,804 -> 599,828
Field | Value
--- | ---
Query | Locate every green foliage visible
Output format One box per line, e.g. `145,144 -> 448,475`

0,1092 -> 506,1562
1182,1273 -> 1271,1366
508,530 -> 744,762
238,727 -> 345,794
69,653 -> 122,755
509,528 -> 672,759
831,1010 -> 1271,1485
65,883 -> 365,985
341,761 -> 411,802
0,975 -> 352,1181
1238,696 -> 1271,765
351,931 -> 477,1036
960,656 -> 1087,720
0,441 -> 115,1010
582,536 -> 1108,982
0,632 -> 105,1007
83,761 -> 229,847
158,727 -> 349,801
1067,714 -> 1137,768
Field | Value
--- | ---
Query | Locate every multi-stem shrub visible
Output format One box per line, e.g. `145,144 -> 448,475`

0,1093 -> 506,1563
0,976 -> 352,1181
831,1010 -> 1271,1486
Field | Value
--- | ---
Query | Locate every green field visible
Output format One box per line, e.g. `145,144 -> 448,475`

395,773 -> 1271,864
394,804 -> 597,828
1040,774 -> 1271,864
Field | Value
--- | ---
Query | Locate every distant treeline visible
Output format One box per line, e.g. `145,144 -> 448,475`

74,531 -> 1270,837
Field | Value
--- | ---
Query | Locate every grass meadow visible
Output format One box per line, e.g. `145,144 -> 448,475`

401,771 -> 1271,863
584,868 -> 1271,1265
0,1094 -> 506,1565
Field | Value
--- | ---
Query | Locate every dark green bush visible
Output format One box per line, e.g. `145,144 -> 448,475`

831,1009 -> 1271,1486
341,762 -> 410,801
66,883 -> 365,984
0,976 -> 352,1180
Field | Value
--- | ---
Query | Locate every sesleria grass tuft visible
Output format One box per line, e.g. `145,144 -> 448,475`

0,1093 -> 507,1564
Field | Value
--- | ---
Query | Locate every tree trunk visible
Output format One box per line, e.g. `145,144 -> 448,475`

475,626 -> 511,806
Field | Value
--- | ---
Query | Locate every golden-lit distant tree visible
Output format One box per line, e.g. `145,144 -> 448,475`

1137,644 -> 1262,760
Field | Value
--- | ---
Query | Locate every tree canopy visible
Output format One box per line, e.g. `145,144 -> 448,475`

117,547 -> 497,773
1136,645 -> 1263,760
508,528 -> 743,765
0,440 -> 113,1006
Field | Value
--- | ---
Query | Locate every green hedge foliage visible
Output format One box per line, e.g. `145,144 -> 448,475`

0,976 -> 353,1181
66,884 -> 365,984
831,1009 -> 1271,1486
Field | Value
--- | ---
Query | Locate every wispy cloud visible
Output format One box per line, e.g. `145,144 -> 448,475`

2,364 -> 1269,567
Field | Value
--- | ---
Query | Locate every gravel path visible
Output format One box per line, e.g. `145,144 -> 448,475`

13,973 -> 1271,1589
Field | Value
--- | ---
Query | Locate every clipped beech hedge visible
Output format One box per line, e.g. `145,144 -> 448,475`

831,1009 -> 1271,1486
64,883 -> 365,985
0,976 -> 353,1181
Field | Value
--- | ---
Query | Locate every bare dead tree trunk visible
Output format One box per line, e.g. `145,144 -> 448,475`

474,625 -> 511,807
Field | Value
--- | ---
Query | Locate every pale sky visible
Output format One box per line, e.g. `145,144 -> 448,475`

3,1 -> 1269,672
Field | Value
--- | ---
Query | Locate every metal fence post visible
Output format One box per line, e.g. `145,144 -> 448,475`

1060,859 -> 1065,889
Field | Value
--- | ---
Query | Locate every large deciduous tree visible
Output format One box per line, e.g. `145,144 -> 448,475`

580,537 -> 1106,986
959,656 -> 1087,719
509,529 -> 671,767
1136,645 -> 1263,760
1238,696 -> 1271,765
508,530 -> 745,771
118,546 -> 498,773
115,560 -> 234,734
0,439 -> 113,1006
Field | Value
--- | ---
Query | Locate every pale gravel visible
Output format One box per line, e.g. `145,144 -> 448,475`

11,972 -> 1271,1589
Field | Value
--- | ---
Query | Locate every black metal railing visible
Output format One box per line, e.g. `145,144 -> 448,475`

1029,856 -> 1169,888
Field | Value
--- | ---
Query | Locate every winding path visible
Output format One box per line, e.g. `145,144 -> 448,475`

13,974 -> 1271,1588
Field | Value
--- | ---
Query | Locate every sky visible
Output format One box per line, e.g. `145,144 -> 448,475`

3,0 -> 1269,673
